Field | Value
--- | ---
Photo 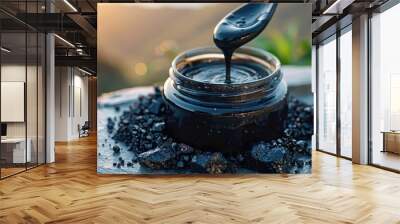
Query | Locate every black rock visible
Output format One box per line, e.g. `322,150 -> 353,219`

182,155 -> 190,162
138,146 -> 177,169
148,99 -> 163,115
132,154 -> 138,163
290,154 -> 311,174
207,152 -> 230,174
247,142 -> 288,173
284,98 -> 314,140
294,154 -> 311,168
190,152 -> 228,174
109,89 -> 313,174
295,140 -> 310,153
236,154 -> 244,163
190,153 -> 211,173
154,86 -> 162,96
107,117 -> 115,134
118,157 -> 125,166
112,145 -> 121,154
152,122 -> 166,132
177,143 -> 194,155
144,144 -> 153,150
127,162 -> 133,167
177,161 -> 185,168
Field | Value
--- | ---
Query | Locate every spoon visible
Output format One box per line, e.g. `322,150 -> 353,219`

213,3 -> 277,83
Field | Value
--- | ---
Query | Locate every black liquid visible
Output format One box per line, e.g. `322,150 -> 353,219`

213,3 -> 277,83
181,60 -> 269,84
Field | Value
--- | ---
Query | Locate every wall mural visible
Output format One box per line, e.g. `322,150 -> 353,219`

97,3 -> 313,174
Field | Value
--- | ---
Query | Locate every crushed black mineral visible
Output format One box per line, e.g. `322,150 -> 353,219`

106,86 -> 313,174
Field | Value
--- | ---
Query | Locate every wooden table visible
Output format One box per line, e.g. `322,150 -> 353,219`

1,138 -> 31,164
382,131 -> 400,154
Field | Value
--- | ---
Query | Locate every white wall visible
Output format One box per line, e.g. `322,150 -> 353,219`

72,73 -> 89,138
55,67 -> 89,141
55,66 -> 69,141
1,65 -> 31,138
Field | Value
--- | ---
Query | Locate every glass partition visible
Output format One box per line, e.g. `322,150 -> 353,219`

26,0 -> 39,170
0,2 -> 46,179
1,30 -> 28,177
27,30 -> 38,169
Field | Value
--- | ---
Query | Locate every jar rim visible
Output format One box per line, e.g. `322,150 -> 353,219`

170,46 -> 281,88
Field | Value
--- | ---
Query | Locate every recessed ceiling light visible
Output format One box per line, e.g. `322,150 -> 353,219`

54,34 -> 75,48
1,47 -> 11,53
78,67 -> 93,76
63,0 -> 78,12
322,0 -> 354,15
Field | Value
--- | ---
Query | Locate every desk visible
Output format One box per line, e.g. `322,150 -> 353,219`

382,131 -> 400,154
1,138 -> 31,163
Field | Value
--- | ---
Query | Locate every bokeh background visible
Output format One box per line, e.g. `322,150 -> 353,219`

98,3 -> 311,95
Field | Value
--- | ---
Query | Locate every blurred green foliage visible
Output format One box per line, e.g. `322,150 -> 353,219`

252,24 -> 311,65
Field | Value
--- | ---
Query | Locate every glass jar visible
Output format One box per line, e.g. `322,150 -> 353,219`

163,46 -> 287,153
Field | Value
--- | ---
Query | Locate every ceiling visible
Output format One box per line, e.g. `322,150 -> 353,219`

311,0 -> 390,44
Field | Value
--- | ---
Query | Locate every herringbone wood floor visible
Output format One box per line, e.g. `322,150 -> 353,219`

1,135 -> 400,224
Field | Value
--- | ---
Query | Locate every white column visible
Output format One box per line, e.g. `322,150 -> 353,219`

45,0 -> 56,163
352,14 -> 369,164
46,32 -> 55,163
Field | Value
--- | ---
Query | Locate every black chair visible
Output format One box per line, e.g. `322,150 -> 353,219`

78,121 -> 90,138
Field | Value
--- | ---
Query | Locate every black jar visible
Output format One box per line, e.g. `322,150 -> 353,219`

162,46 -> 287,153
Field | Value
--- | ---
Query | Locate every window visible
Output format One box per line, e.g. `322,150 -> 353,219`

370,3 -> 400,171
317,36 -> 337,154
339,28 -> 352,158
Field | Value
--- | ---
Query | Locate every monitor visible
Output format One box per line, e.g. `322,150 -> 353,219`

1,123 -> 7,137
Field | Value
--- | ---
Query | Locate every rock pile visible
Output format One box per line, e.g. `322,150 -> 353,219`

107,87 -> 313,174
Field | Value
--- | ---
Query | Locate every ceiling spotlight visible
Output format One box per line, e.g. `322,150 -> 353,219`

78,67 -> 93,76
1,47 -> 11,53
322,0 -> 354,15
76,48 -> 86,55
54,34 -> 75,48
